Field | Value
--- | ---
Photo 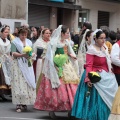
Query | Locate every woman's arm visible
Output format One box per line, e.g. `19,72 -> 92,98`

11,43 -> 29,59
84,54 -> 94,83
111,43 -> 120,66
12,52 -> 28,58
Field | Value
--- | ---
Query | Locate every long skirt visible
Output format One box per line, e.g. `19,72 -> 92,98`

0,67 -> 11,95
71,70 -> 110,120
108,87 -> 120,120
11,60 -> 36,105
34,74 -> 78,111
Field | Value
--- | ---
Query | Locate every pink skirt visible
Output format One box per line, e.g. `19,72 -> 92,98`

34,75 -> 78,111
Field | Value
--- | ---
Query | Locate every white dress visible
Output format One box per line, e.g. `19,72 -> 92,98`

11,38 -> 36,105
33,39 -> 50,82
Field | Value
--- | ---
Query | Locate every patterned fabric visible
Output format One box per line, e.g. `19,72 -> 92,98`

0,67 -> 11,95
108,87 -> 120,120
62,62 -> 79,84
71,70 -> 110,120
0,38 -> 11,95
34,75 -> 77,111
11,60 -> 36,105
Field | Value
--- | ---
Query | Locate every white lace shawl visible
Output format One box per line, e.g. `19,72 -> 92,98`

42,25 -> 79,88
12,38 -> 36,89
78,29 -> 90,76
33,38 -> 50,59
0,38 -> 11,85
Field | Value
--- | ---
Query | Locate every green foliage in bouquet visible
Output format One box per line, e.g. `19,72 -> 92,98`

53,54 -> 68,77
23,46 -> 33,67
73,44 -> 78,54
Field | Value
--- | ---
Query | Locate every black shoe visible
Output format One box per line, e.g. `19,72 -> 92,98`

49,111 -> 57,120
0,95 -> 8,101
68,111 -> 71,119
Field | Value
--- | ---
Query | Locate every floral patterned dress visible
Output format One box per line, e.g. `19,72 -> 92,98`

34,41 -> 79,111
11,41 -> 36,105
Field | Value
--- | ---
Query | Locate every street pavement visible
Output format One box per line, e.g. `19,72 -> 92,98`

0,96 -> 69,120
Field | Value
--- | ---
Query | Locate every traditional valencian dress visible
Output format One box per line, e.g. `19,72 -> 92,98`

77,29 -> 90,77
0,37 -> 11,95
33,38 -> 50,84
71,45 -> 118,120
34,38 -> 79,111
108,40 -> 120,120
11,37 -> 36,105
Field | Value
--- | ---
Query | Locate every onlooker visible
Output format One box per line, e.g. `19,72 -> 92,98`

13,27 -> 19,37
109,31 -> 117,45
31,27 -> 40,44
103,29 -> 112,53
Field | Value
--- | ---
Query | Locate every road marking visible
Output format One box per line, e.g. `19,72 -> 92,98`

0,117 -> 42,120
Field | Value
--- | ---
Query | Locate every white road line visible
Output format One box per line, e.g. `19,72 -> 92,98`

0,117 -> 43,120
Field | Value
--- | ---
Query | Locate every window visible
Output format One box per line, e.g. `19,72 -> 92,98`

98,11 -> 110,28
14,22 -> 21,30
78,9 -> 89,29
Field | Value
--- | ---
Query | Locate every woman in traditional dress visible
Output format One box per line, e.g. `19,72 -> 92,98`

77,29 -> 92,77
108,38 -> 120,120
11,27 -> 36,112
31,27 -> 41,78
71,30 -> 118,120
0,25 -> 12,101
34,25 -> 79,119
4,25 -> 15,41
33,28 -> 51,88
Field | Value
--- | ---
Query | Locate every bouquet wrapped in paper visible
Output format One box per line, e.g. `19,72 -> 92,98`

88,71 -> 101,83
53,54 -> 68,77
23,46 -> 33,67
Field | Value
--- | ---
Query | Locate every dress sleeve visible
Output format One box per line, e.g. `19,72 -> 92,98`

84,54 -> 94,82
11,43 -> 17,53
111,43 -> 120,67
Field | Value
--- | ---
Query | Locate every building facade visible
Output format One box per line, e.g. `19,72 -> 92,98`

0,0 -> 120,32
28,0 -> 81,32
77,0 -> 120,31
0,0 -> 27,32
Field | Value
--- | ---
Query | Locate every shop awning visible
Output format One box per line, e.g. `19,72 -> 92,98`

28,0 -> 81,10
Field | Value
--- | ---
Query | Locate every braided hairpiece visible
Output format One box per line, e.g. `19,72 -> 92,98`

0,24 -> 9,32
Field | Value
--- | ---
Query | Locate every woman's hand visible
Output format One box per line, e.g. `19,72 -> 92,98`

87,81 -> 92,87
32,53 -> 35,58
22,54 -> 29,59
85,76 -> 92,87
69,54 -> 77,60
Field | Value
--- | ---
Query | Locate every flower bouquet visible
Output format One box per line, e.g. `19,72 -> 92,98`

53,54 -> 68,77
88,71 -> 101,83
23,46 -> 33,67
86,72 -> 101,98
73,44 -> 78,54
